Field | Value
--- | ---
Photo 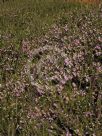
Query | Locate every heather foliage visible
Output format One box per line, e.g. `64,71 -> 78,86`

0,1 -> 102,136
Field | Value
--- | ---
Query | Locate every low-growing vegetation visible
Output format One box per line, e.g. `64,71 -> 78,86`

0,0 -> 102,136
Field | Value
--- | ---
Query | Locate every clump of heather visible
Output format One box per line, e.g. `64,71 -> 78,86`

0,6 -> 102,136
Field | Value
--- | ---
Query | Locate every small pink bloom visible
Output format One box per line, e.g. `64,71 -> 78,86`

95,45 -> 101,50
64,75 -> 68,81
74,39 -> 80,45
66,131 -> 72,136
60,79 -> 66,85
64,58 -> 70,66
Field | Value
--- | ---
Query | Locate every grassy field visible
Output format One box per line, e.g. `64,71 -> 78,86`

0,0 -> 102,136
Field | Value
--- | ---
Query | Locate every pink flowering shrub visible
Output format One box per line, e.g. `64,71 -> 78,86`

0,4 -> 102,136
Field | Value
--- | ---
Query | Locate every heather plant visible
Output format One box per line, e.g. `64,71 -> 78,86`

0,0 -> 102,136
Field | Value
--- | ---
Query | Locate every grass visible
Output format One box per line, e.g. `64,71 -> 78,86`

0,0 -> 102,136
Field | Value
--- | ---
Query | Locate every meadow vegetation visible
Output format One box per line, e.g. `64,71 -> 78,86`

0,0 -> 102,136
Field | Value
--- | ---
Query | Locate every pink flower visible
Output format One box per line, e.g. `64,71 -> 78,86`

60,79 -> 66,85
74,39 -> 80,45
95,45 -> 101,50
66,131 -> 72,136
64,75 -> 68,81
64,58 -> 72,68
64,58 -> 70,66
95,51 -> 101,56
